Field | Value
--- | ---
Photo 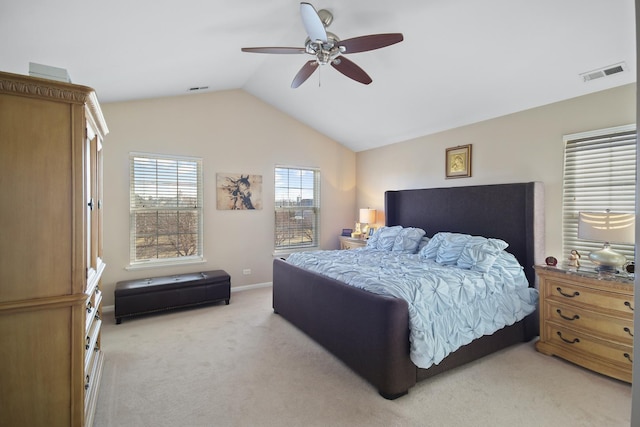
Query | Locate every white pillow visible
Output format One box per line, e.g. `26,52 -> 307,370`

392,227 -> 426,254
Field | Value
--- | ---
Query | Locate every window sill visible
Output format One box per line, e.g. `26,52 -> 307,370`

272,247 -> 318,258
125,257 -> 207,271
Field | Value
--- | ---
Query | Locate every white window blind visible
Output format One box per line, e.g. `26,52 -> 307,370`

275,166 -> 320,250
129,153 -> 203,265
562,125 -> 636,267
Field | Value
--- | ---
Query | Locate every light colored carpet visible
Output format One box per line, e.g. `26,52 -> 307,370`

95,286 -> 631,427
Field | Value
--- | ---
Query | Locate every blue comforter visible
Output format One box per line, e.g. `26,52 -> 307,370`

286,248 -> 538,369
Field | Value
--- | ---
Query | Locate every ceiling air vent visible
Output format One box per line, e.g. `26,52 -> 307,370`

580,62 -> 626,82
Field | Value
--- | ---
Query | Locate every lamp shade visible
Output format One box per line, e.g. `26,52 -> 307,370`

578,212 -> 635,244
359,208 -> 376,224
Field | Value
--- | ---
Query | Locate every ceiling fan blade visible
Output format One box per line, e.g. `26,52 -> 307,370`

337,33 -> 404,54
241,47 -> 306,54
331,56 -> 372,85
291,60 -> 319,88
300,2 -> 327,43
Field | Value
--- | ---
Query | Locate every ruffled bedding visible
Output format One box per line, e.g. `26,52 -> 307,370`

286,245 -> 538,369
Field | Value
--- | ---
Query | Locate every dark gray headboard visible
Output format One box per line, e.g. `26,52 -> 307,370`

385,182 -> 544,287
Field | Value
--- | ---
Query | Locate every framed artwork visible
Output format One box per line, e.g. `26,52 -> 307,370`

341,228 -> 353,236
216,173 -> 262,210
445,144 -> 472,178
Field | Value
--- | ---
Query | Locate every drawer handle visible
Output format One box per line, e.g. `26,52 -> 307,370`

556,309 -> 579,321
624,327 -> 634,337
624,353 -> 633,363
557,331 -> 580,344
556,287 -> 579,298
624,301 -> 634,311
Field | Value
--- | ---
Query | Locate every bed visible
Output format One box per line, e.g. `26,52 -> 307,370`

272,182 -> 544,399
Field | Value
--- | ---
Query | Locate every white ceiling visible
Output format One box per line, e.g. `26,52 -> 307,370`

0,0 -> 635,152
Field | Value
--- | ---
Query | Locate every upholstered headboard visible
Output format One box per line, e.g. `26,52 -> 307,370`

385,182 -> 544,287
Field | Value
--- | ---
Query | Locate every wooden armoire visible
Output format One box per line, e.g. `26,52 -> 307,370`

0,71 -> 108,426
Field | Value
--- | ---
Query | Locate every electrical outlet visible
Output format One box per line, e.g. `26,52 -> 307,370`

242,269 -> 251,275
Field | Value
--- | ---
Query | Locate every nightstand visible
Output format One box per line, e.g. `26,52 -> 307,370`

339,236 -> 367,250
535,265 -> 634,383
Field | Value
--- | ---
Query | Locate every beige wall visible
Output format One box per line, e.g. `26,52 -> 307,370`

356,83 -> 636,263
100,84 -> 635,307
101,89 -> 356,306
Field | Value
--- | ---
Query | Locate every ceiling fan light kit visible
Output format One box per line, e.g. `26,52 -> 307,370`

241,2 -> 403,88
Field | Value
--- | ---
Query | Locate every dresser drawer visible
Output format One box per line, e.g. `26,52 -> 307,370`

85,288 -> 102,334
544,278 -> 634,317
535,266 -> 634,383
545,301 -> 634,345
544,324 -> 633,370
84,317 -> 102,374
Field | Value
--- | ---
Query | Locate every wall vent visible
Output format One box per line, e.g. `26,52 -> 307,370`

580,62 -> 626,82
29,62 -> 71,83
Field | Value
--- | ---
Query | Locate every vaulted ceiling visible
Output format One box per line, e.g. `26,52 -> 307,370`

1,0 -> 635,151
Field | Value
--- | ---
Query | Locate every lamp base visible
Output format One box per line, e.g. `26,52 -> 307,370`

588,244 -> 627,272
593,264 -> 619,274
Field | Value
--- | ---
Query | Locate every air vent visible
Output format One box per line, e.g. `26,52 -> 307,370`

188,86 -> 209,92
580,62 -> 626,82
29,62 -> 72,83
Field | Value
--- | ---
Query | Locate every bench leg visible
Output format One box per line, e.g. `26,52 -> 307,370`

225,299 -> 230,305
116,317 -> 122,325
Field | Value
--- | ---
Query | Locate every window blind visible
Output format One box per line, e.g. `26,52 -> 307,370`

274,166 -> 320,250
129,153 -> 203,264
562,125 -> 636,267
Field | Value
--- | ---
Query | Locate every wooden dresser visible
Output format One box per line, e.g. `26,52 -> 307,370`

0,71 -> 108,426
535,265 -> 633,383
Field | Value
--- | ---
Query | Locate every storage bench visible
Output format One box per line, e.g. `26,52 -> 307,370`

115,270 -> 230,324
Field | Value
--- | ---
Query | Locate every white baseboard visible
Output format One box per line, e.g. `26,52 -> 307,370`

102,281 -> 272,313
231,281 -> 272,292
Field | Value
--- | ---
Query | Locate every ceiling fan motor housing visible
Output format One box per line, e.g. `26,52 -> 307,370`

305,32 -> 342,64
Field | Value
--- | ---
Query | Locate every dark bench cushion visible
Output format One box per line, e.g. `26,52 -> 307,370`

115,270 -> 230,296
115,270 -> 230,323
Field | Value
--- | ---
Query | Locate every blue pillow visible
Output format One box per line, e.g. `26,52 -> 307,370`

435,233 -> 473,265
392,227 -> 426,254
419,232 -> 449,259
367,226 -> 404,250
375,226 -> 403,250
457,238 -> 509,272
417,236 -> 431,252
366,226 -> 385,248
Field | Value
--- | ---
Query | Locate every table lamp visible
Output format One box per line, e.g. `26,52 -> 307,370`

359,208 -> 377,238
578,211 -> 635,272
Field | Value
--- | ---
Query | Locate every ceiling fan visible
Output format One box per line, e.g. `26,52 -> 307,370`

241,2 -> 404,88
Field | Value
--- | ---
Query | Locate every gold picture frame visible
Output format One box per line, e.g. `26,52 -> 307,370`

445,144 -> 472,178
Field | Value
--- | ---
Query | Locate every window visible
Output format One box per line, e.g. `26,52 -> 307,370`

275,166 -> 320,250
562,125 -> 636,266
129,153 -> 203,266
